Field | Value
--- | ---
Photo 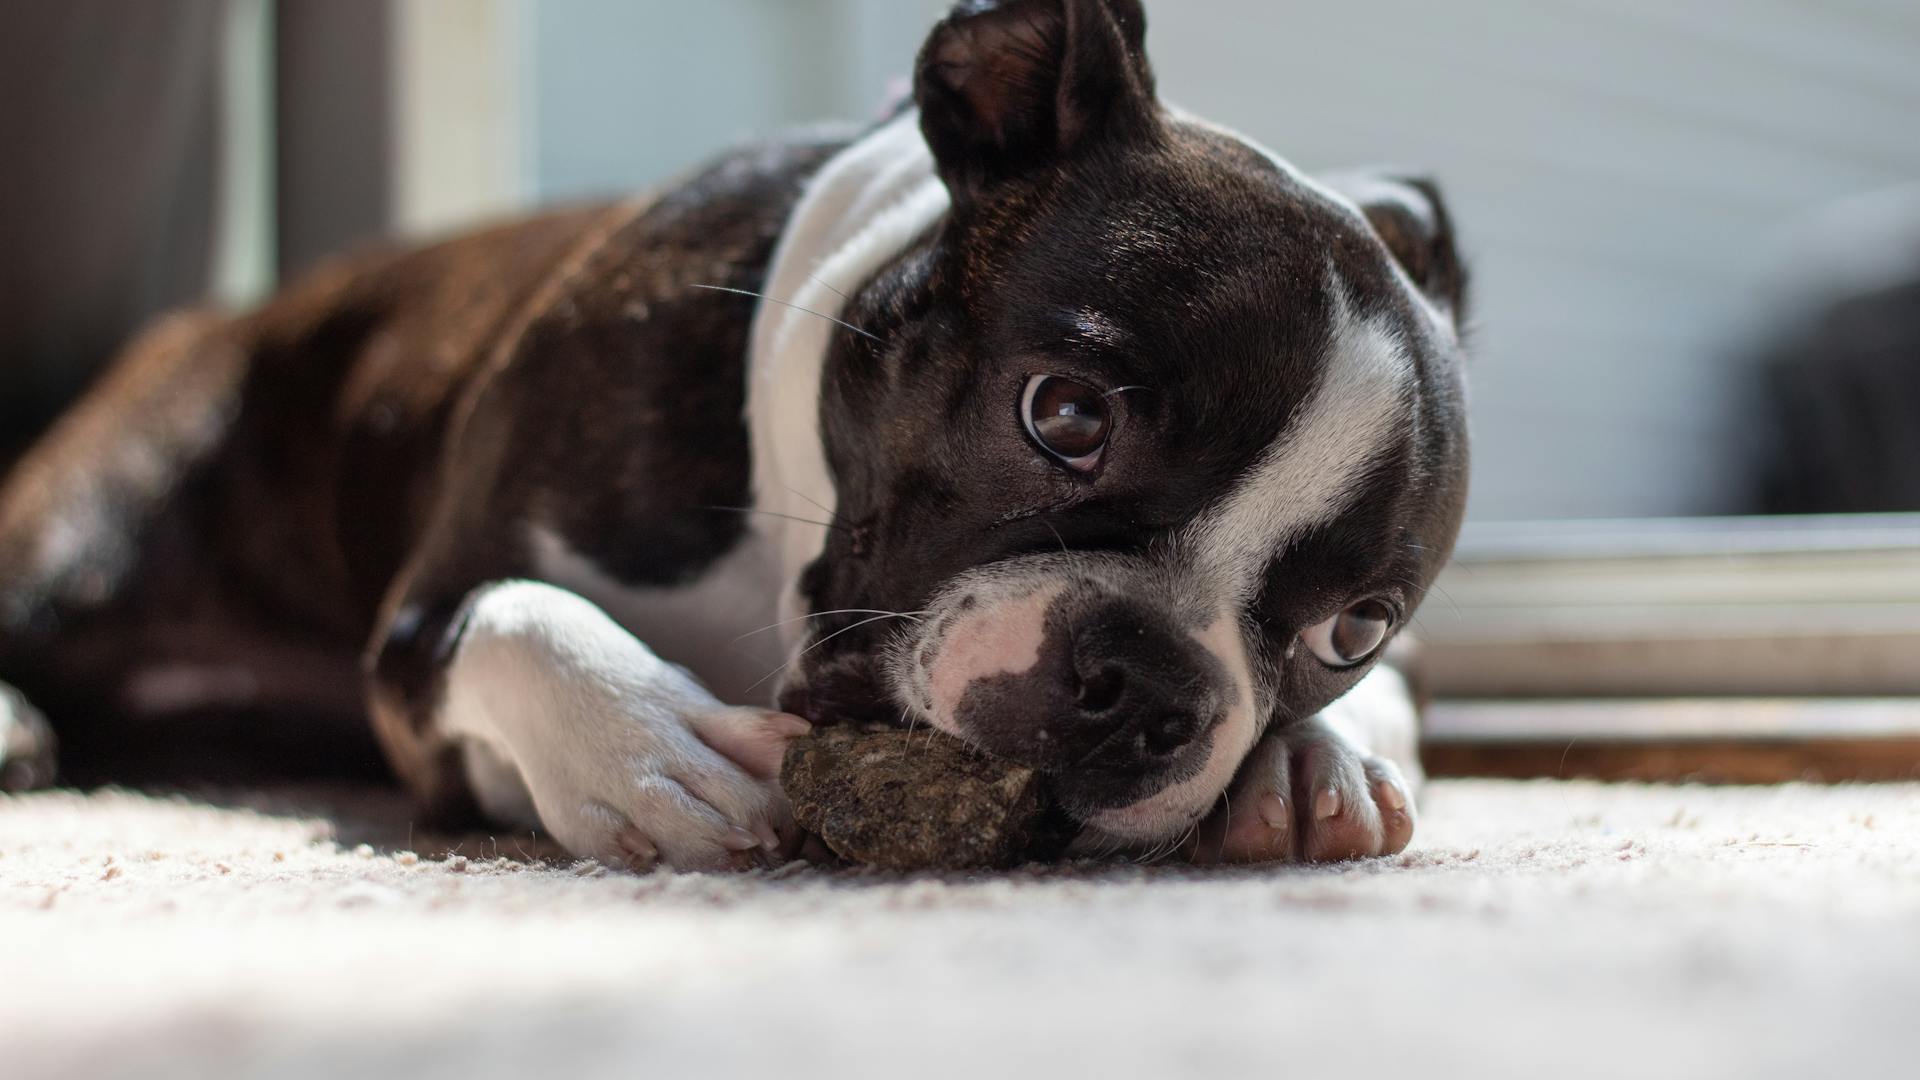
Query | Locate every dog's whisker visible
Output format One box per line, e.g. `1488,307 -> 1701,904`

732,608 -> 922,643
805,269 -> 852,304
700,504 -> 849,533
688,284 -> 883,343
1103,384 -> 1155,399
1174,820 -> 1202,865
1159,830 -> 1184,864
782,484 -> 846,525
1200,791 -> 1234,866
1159,818 -> 1190,860
1142,823 -> 1188,866
745,612 -> 930,694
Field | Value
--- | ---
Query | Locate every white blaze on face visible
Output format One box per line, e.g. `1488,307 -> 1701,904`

1100,281 -> 1416,842
894,286 -> 1419,847
1182,281 -> 1417,606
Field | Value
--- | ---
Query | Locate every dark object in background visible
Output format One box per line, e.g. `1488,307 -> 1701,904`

0,0 -> 224,467
273,0 -> 393,280
0,0 -> 395,475
1757,226 -> 1920,514
783,723 -> 1073,871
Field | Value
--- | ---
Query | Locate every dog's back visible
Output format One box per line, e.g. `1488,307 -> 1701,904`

0,121 -> 849,790
0,207 -> 616,779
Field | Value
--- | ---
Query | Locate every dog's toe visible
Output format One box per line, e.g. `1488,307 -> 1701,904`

613,823 -> 660,872
634,769 -> 781,871
1298,747 -> 1384,862
687,706 -> 810,782
1365,758 -> 1418,856
579,789 -> 772,874
1198,738 -> 1295,863
520,697 -> 799,873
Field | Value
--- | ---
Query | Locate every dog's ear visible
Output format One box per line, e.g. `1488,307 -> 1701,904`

1328,171 -> 1470,321
915,0 -> 1157,203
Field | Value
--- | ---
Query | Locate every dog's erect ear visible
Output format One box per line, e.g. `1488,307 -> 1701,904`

1328,171 -> 1470,320
915,0 -> 1156,202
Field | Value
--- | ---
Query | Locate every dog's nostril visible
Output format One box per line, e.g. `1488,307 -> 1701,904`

1142,712 -> 1199,756
1075,666 -> 1126,713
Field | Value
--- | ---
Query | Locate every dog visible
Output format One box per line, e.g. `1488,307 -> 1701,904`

0,0 -> 1467,870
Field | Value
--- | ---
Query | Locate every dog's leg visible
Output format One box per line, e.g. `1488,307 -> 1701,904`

374,580 -> 806,871
1194,662 -> 1425,864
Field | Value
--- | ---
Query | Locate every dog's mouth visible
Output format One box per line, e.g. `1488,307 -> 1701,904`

774,648 -> 903,732
776,557 -> 1262,849
775,651 -> 1230,851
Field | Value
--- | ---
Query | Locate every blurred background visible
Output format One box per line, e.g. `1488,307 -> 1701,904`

3,0 -> 1918,524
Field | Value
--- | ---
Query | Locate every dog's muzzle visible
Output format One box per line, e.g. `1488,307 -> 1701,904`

893,557 -> 1260,841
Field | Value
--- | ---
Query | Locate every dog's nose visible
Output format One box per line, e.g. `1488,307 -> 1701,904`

1065,604 -> 1212,763
953,594 -> 1225,811
1046,597 -> 1227,813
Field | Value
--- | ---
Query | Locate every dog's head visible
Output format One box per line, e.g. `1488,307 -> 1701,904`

773,0 -> 1469,849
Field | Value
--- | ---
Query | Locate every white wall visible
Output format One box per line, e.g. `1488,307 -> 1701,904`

523,0 -> 943,202
1144,0 -> 1920,521
500,0 -> 1920,522
391,0 -> 524,237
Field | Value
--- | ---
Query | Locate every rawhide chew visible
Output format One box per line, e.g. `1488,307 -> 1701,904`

782,724 -> 1070,871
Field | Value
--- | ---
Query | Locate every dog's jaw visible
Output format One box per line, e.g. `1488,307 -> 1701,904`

890,556 -> 1265,847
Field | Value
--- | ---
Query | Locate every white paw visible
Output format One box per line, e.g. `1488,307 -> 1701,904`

1,682 -> 57,792
504,699 -> 808,872
1192,714 -> 1417,865
440,581 -> 812,873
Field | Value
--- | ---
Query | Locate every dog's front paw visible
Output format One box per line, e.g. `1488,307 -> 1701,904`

1192,715 -> 1416,865
532,705 -> 810,873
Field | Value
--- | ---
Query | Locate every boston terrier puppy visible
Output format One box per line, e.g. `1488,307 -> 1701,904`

0,0 -> 1467,869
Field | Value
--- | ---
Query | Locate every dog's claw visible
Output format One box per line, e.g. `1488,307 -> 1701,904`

1366,761 -> 1417,855
1375,776 -> 1407,811
615,826 -> 659,872
1257,792 -> 1289,831
721,826 -> 764,852
1313,786 -> 1342,821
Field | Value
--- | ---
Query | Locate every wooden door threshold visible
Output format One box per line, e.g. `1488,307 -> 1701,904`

1423,699 -> 1920,783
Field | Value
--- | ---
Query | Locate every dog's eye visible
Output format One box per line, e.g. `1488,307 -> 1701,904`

1022,375 -> 1110,470
1302,599 -> 1396,668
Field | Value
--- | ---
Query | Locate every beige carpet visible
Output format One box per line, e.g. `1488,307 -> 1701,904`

3,779 -> 1918,1080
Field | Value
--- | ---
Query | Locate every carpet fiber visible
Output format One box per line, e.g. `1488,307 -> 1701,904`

4,779 -> 1918,1079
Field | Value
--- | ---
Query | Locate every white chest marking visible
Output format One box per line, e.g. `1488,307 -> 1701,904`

744,111 -> 950,645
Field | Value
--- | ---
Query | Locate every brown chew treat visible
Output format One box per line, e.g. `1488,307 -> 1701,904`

782,725 -> 1070,871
